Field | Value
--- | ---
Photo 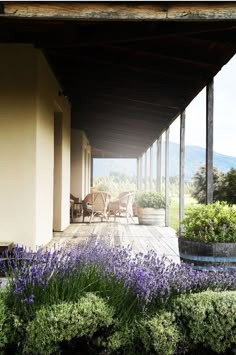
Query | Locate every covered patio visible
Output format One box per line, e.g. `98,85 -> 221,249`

0,2 -> 236,249
51,216 -> 179,263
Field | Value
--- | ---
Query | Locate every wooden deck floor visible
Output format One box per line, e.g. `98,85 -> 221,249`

51,217 -> 180,263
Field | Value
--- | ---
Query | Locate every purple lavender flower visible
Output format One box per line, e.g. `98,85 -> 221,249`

5,241 -> 236,309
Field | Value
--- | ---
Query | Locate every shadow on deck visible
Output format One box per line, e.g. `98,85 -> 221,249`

51,216 -> 180,263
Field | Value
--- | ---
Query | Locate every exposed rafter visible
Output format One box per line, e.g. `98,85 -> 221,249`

0,3 -> 236,157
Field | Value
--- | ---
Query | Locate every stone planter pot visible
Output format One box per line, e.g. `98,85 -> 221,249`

137,207 -> 165,226
178,237 -> 236,270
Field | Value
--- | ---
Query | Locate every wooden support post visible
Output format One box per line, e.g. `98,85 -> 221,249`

165,129 -> 170,227
206,80 -> 214,204
150,145 -> 153,191
144,151 -> 148,191
91,156 -> 93,189
179,111 -> 186,235
140,155 -> 143,191
137,157 -> 139,190
156,137 -> 162,193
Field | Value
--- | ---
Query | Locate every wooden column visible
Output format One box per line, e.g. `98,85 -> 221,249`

165,129 -> 170,227
90,156 -> 93,188
137,157 -> 139,190
179,111 -> 186,235
150,145 -> 153,191
140,155 -> 143,190
144,151 -> 148,191
206,80 -> 214,204
156,137 -> 162,193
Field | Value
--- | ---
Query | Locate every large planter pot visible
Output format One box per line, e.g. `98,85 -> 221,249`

178,237 -> 236,270
137,207 -> 165,226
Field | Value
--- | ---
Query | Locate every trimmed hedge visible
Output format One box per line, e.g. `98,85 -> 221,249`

106,312 -> 180,355
2,286 -> 236,354
23,293 -> 114,354
181,202 -> 236,242
141,311 -> 180,355
173,290 -> 236,353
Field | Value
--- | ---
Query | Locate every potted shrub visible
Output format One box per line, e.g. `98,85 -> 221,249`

179,202 -> 236,269
135,191 -> 165,226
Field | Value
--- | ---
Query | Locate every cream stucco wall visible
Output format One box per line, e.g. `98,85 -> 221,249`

0,44 -> 70,249
71,130 -> 91,200
36,52 -> 71,243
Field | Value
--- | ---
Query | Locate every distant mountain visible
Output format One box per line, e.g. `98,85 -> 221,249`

169,143 -> 236,180
93,143 -> 236,181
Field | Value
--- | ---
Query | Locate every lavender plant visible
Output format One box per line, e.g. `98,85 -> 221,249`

2,241 -> 236,323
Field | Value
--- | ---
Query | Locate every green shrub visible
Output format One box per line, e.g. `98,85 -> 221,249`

140,311 -> 180,355
106,322 -> 137,354
106,312 -> 180,355
135,191 -> 165,209
181,202 -> 236,242
0,290 -> 24,353
23,293 -> 114,355
173,291 -> 236,353
0,291 -> 8,349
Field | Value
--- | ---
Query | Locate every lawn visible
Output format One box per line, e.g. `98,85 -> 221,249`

169,195 -> 198,231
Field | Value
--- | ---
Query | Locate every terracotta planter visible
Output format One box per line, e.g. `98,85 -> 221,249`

178,237 -> 236,270
137,207 -> 165,226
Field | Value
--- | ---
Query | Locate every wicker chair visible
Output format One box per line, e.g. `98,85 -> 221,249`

82,192 -> 111,223
109,192 -> 135,223
70,193 -> 82,218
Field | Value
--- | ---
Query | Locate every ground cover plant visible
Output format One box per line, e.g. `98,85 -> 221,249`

1,241 -> 236,354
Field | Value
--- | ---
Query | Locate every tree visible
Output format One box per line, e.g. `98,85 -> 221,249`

191,165 -> 225,204
224,168 -> 236,204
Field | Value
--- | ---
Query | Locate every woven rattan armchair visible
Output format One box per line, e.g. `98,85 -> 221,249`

109,192 -> 135,223
82,192 -> 111,223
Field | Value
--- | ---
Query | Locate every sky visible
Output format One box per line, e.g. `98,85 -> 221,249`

169,54 -> 236,158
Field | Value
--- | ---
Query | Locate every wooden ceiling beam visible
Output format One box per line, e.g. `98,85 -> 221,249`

91,147 -> 139,159
72,96 -> 177,116
53,61 -> 200,82
67,76 -> 189,96
82,125 -> 161,139
78,92 -> 181,111
86,132 -> 152,147
73,100 -> 176,119
9,21 -> 232,50
69,83 -> 188,106
90,139 -> 148,153
68,87 -> 185,111
39,25 -> 236,48
74,111 -> 169,125
48,50 -> 217,75
73,118 -> 165,135
86,44 -> 219,69
2,2 -> 236,21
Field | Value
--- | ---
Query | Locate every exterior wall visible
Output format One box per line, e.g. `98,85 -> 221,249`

71,130 -> 91,200
35,52 -> 71,243
0,44 -> 70,249
0,44 -> 37,248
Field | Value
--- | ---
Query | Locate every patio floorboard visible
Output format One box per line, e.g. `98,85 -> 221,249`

51,216 -> 180,263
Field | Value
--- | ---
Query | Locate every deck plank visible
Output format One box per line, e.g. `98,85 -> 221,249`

49,217 -> 180,263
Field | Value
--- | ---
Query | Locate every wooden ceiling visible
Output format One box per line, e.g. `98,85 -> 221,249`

1,2 -> 236,158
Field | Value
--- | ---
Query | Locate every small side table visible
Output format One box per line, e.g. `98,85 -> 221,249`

73,201 -> 82,218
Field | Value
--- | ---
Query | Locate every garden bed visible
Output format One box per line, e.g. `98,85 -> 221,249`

1,241 -> 236,354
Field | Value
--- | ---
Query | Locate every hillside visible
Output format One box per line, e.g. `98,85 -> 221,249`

93,143 -> 236,181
